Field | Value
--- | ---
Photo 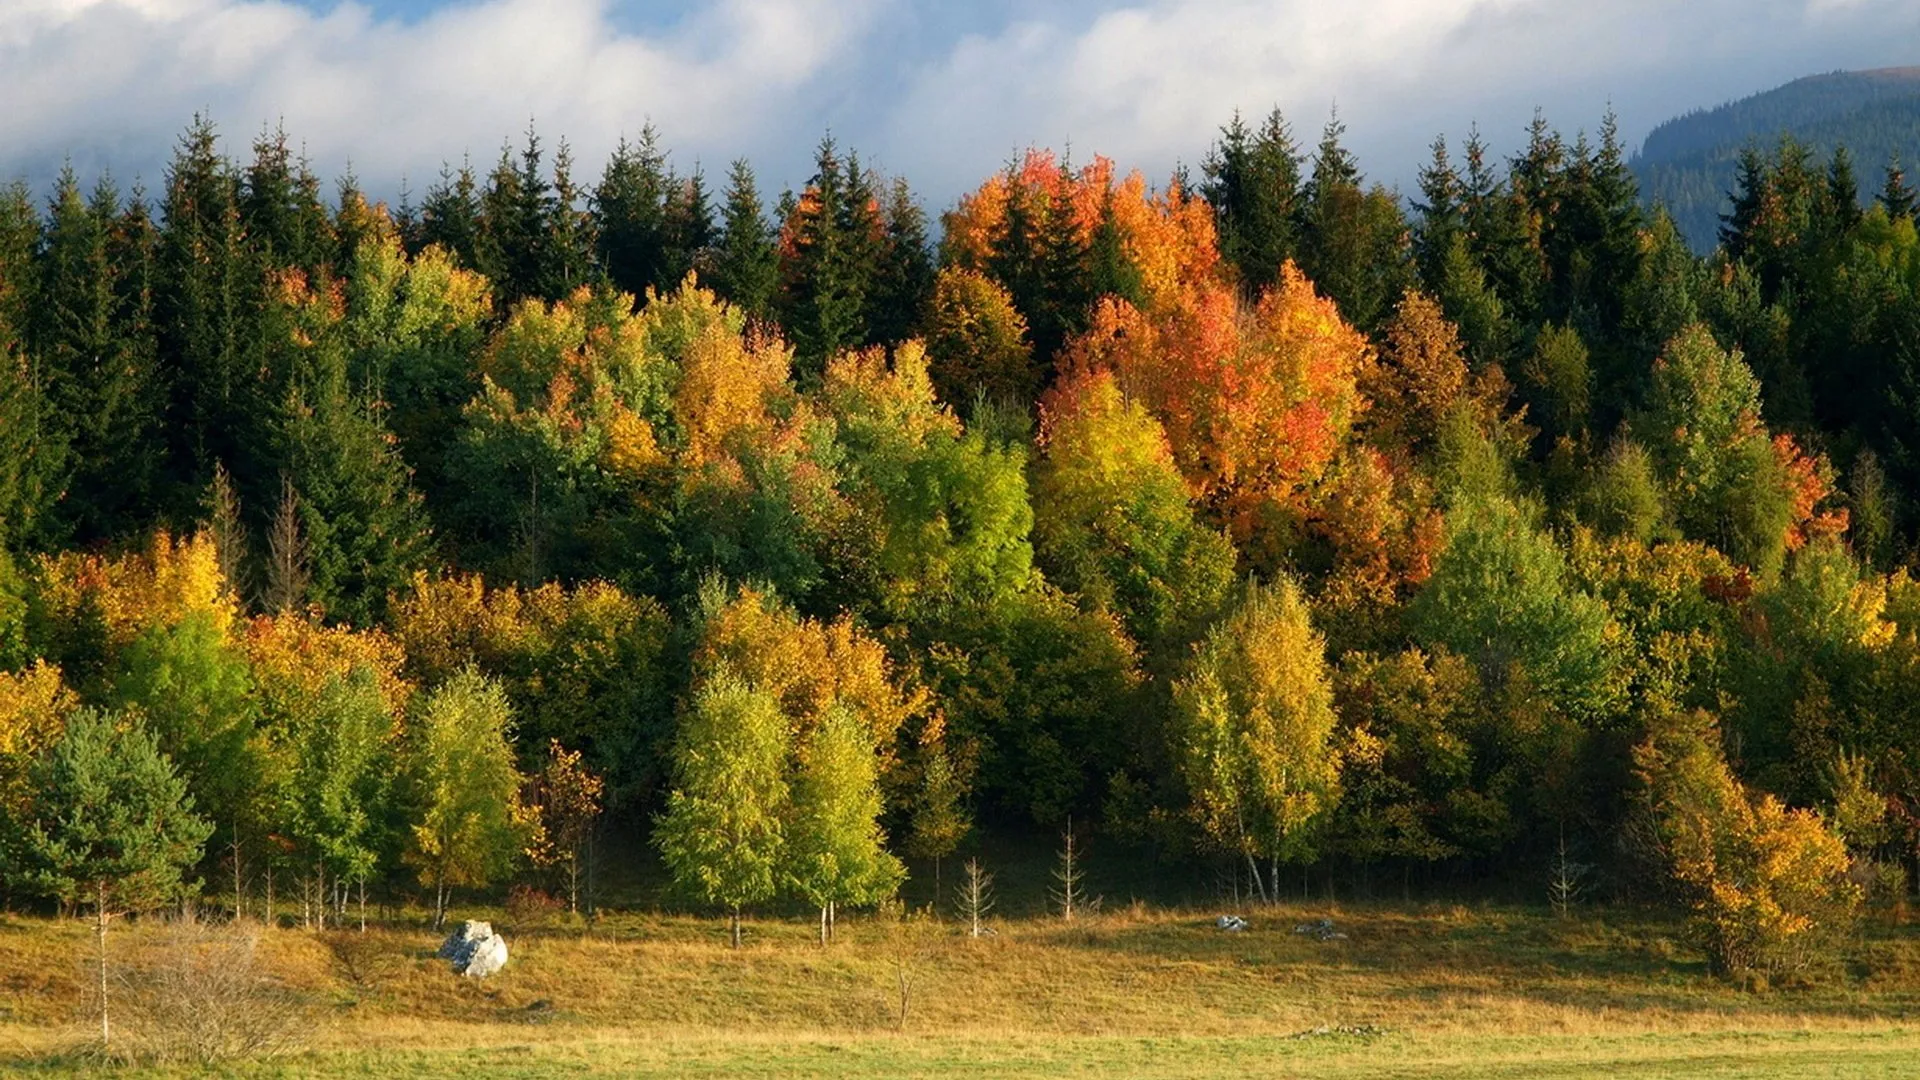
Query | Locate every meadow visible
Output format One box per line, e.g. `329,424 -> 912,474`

2,893 -> 1917,1078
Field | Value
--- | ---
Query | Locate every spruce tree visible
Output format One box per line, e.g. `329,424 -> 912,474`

664,166 -> 715,286
593,128 -> 672,301
710,159 -> 778,320
275,326 -> 433,627
1204,107 -> 1302,294
779,136 -> 869,375
868,177 -> 935,345
159,117 -> 265,511
548,138 -> 597,294
1880,155 -> 1917,220
419,158 -> 484,269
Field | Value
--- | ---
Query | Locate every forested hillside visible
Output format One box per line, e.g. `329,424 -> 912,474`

2,106 -> 1918,982
1634,67 -> 1920,249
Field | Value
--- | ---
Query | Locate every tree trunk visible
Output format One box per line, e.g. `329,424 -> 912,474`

358,878 -> 367,934
1244,851 -> 1268,906
730,907 -> 741,949
1270,856 -> 1281,909
265,862 -> 274,928
819,904 -> 828,946
568,849 -> 580,916
433,876 -> 448,932
828,901 -> 836,942
95,884 -> 109,1048
232,818 -> 244,922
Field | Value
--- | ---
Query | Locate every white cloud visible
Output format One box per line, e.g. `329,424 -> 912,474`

0,0 -> 1915,209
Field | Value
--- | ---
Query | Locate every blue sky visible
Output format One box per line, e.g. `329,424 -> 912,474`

2,1 -> 1917,211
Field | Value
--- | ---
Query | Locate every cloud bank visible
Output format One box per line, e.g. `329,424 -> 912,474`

2,0 -> 1916,208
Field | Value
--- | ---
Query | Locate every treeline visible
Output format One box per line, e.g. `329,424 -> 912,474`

1633,67 -> 1920,250
3,107 -> 1920,980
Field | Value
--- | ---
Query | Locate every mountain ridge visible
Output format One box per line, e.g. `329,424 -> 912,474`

1633,66 -> 1920,250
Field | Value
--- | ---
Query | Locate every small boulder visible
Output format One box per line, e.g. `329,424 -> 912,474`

1293,917 -> 1346,941
1216,915 -> 1250,932
439,920 -> 510,978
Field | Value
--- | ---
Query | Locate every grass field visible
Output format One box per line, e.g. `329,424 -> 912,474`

1,896 -> 1917,1077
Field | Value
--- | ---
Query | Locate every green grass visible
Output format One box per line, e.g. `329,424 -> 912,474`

1,901 -> 1916,1077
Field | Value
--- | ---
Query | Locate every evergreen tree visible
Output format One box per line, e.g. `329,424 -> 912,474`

240,125 -> 332,274
0,183 -> 60,550
1295,113 -> 1411,332
1878,155 -> 1916,220
779,136 -> 871,375
158,116 -> 263,511
1413,135 -> 1465,290
11,708 -> 211,1047
593,128 -> 673,301
710,159 -> 778,320
274,322 -> 433,628
548,138 -> 597,295
419,158 -> 484,269
664,166 -> 716,288
1204,107 -> 1303,294
868,177 -> 935,345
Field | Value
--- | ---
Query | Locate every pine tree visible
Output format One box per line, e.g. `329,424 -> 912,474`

12,708 -> 211,1048
710,159 -> 778,320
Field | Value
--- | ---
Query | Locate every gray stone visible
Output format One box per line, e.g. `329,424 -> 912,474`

439,920 -> 510,978
1216,914 -> 1250,932
1292,917 -> 1346,941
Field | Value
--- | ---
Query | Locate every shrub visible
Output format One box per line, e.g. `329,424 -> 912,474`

1635,709 -> 1861,983
111,917 -> 306,1066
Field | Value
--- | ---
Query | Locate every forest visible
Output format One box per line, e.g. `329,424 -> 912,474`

2,104 -> 1920,989
1633,66 -> 1920,249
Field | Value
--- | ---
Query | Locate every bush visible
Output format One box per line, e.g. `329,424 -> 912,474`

1635,709 -> 1861,983
506,884 -> 565,927
110,917 -> 307,1065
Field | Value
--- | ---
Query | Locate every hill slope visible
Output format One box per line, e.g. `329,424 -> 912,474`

1634,67 -> 1920,250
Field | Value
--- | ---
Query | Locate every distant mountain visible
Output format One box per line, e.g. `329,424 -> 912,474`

1633,67 -> 1920,251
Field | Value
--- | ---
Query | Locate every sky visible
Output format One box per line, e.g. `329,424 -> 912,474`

2,0 -> 1917,212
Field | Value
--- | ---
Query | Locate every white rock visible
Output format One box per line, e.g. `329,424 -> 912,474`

439,920 -> 510,978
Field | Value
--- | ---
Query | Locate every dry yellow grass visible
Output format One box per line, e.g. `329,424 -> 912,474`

0,901 -> 1915,1076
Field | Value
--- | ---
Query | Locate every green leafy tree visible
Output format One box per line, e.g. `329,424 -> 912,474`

1173,577 -> 1341,904
12,708 -> 211,1046
1410,493 -> 1618,721
785,706 -> 904,943
403,670 -> 535,929
111,610 -> 262,840
656,675 -> 790,947
272,668 -> 389,929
